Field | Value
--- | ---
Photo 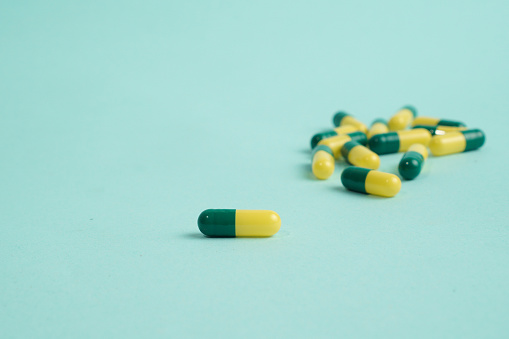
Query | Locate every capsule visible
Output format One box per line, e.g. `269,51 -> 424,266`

398,144 -> 428,180
341,141 -> 380,169
429,129 -> 485,156
332,111 -> 368,134
312,145 -> 335,179
412,124 -> 466,136
368,119 -> 389,139
368,128 -> 432,155
198,209 -> 281,237
310,125 -> 359,149
341,167 -> 401,197
412,117 -> 466,127
318,131 -> 367,158
388,105 -> 417,131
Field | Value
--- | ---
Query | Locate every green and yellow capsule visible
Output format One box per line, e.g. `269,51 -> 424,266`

412,124 -> 467,136
412,117 -> 466,128
368,128 -> 432,155
311,145 -> 335,179
368,119 -> 389,139
388,105 -> 417,131
429,129 -> 485,156
318,131 -> 367,158
341,167 -> 401,198
198,209 -> 281,237
332,111 -> 368,134
310,125 -> 359,149
398,144 -> 428,180
341,141 -> 380,169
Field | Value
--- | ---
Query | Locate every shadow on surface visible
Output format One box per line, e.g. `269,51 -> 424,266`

298,163 -> 316,180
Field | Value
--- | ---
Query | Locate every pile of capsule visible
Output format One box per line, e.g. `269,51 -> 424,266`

310,106 -> 486,197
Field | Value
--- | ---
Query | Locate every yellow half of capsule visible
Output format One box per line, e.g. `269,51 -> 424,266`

333,125 -> 358,135
368,122 -> 389,139
235,210 -> 281,236
348,145 -> 380,169
318,135 -> 352,158
429,131 -> 466,156
365,171 -> 401,197
408,143 -> 428,159
312,150 -> 335,180
397,129 -> 432,152
341,116 -> 368,134
388,108 -> 414,131
412,117 -> 440,127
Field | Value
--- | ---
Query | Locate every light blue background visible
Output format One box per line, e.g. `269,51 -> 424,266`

1,0 -> 509,338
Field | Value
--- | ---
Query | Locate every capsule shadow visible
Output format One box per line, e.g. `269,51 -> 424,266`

298,163 -> 317,180
330,185 -> 389,199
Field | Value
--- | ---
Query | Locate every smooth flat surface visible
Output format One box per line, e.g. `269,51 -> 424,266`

1,1 -> 509,338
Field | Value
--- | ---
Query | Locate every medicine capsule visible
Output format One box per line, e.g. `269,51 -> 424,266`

368,119 -> 389,139
198,209 -> 281,237
412,117 -> 466,127
412,124 -> 466,136
398,144 -> 428,180
332,111 -> 368,134
341,167 -> 401,197
312,145 -> 335,179
388,105 -> 417,131
368,128 -> 432,155
318,131 -> 367,158
429,129 -> 485,156
310,125 -> 359,149
341,141 -> 380,169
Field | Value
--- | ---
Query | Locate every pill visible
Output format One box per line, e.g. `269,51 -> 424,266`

310,125 -> 359,149
398,144 -> 428,180
318,131 -> 367,158
429,129 -> 485,156
368,119 -> 389,139
332,111 -> 368,134
412,124 -> 466,136
388,105 -> 417,131
312,145 -> 335,179
368,128 -> 432,155
341,167 -> 401,197
412,117 -> 465,127
341,141 -> 380,169
198,209 -> 281,237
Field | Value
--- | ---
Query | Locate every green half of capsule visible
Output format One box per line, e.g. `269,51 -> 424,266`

436,119 -> 466,127
398,151 -> 425,180
368,132 -> 400,154
413,125 -> 439,135
332,111 -> 350,127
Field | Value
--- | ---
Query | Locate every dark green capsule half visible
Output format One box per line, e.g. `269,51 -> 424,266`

402,105 -> 417,117
413,125 -> 438,135
198,209 -> 236,237
398,151 -> 425,180
371,118 -> 387,126
332,111 -> 350,127
348,131 -> 368,146
368,132 -> 400,155
437,119 -> 466,127
462,129 -> 485,152
341,141 -> 359,165
312,144 -> 334,158
310,130 -> 338,149
341,167 -> 370,194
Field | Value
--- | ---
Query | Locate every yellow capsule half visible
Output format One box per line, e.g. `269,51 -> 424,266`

311,145 -> 335,180
368,119 -> 389,139
388,105 -> 417,131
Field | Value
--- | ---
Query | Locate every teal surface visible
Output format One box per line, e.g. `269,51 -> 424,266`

1,1 -> 509,338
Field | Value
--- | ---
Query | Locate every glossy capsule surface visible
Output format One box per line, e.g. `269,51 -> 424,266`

341,141 -> 380,169
368,119 -> 389,139
412,117 -> 466,127
388,105 -> 417,131
318,131 -> 367,158
198,209 -> 281,237
312,145 -> 335,179
413,124 -> 466,135
310,125 -> 358,149
398,144 -> 428,180
341,167 -> 401,197
368,128 -> 432,155
332,111 -> 368,134
429,129 -> 485,156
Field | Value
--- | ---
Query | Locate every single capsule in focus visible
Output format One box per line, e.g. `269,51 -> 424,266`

318,131 -> 367,158
341,141 -> 380,169
412,124 -> 466,136
412,117 -> 466,127
310,125 -> 359,149
368,119 -> 389,139
198,209 -> 281,237
388,105 -> 417,131
368,128 -> 432,155
398,144 -> 428,180
312,145 -> 335,179
429,129 -> 485,156
341,167 -> 401,197
332,111 -> 368,134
